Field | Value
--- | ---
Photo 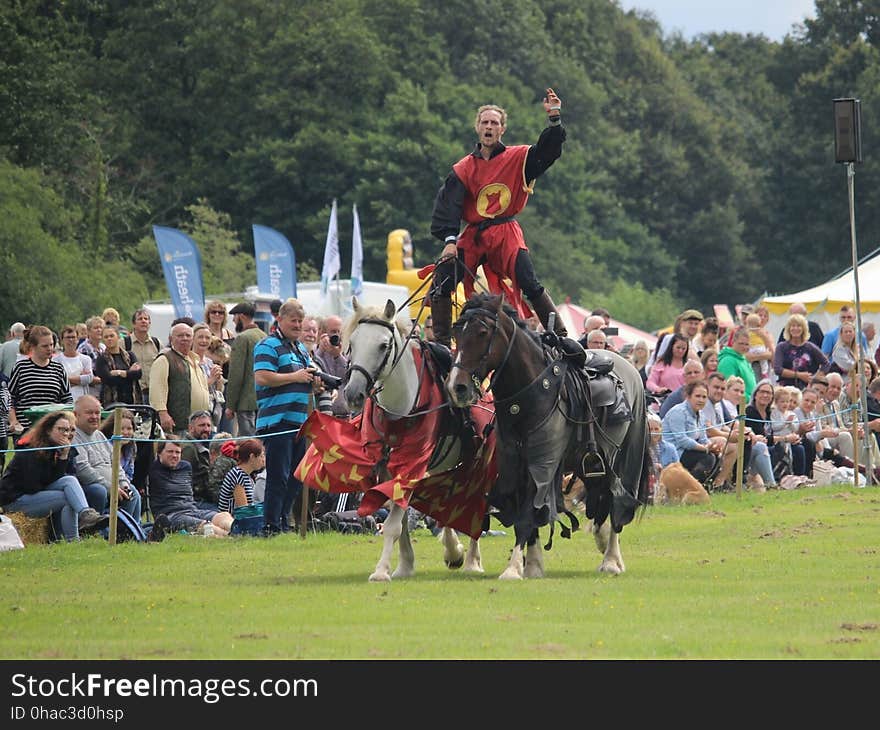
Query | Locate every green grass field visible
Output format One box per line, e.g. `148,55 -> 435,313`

2,485 -> 878,660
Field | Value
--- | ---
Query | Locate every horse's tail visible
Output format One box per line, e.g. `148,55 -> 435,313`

636,431 -> 654,517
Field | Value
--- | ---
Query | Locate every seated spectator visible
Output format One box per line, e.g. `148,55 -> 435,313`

821,305 -> 867,357
99,408 -> 138,486
71,395 -> 142,520
720,374 -> 775,488
773,313 -> 829,390
206,433 -> 237,501
658,360 -> 704,418
815,372 -> 855,461
148,436 -> 233,537
647,412 -> 679,474
793,387 -> 822,477
661,381 -> 727,487
217,438 -> 265,514
646,333 -> 690,396
839,371 -> 880,469
94,325 -> 142,406
647,309 -> 703,373
700,348 -> 719,380
179,410 -> 215,510
769,386 -> 806,476
0,410 -> 108,540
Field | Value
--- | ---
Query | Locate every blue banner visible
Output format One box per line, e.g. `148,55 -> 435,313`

252,224 -> 297,300
152,226 -> 206,324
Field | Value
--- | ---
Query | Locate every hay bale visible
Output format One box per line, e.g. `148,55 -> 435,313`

5,511 -> 50,545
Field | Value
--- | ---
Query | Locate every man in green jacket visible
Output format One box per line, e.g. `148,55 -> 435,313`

224,302 -> 266,436
717,326 -> 757,400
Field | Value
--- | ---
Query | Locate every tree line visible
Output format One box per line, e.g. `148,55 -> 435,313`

1,0 -> 875,332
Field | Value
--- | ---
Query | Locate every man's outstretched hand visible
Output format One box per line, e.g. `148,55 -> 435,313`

543,87 -> 561,115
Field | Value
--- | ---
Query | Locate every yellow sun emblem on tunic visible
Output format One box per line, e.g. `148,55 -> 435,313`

476,183 -> 511,218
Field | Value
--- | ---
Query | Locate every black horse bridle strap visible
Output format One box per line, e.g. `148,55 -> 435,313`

346,317 -> 399,395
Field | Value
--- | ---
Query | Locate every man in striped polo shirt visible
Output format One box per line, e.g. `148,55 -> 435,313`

254,298 -> 318,535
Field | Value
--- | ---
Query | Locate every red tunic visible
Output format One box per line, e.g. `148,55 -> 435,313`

452,145 -> 535,318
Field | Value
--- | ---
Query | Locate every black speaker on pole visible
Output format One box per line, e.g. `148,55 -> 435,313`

834,98 -> 862,164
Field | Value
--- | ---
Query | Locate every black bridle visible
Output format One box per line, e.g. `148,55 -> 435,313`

453,306 -> 519,396
345,317 -> 402,396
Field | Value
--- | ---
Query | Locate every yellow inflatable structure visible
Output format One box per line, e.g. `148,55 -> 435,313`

386,229 -> 481,322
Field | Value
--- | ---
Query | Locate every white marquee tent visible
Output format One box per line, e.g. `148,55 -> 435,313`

760,251 -> 880,340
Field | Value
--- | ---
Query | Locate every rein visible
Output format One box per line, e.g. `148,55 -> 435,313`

455,306 -> 520,400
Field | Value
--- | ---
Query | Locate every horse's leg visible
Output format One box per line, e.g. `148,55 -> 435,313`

439,527 -> 465,569
392,508 -> 415,579
523,530 -> 545,578
370,503 -> 404,582
592,519 -> 610,554
463,537 -> 484,573
499,543 -> 524,580
597,523 -> 625,575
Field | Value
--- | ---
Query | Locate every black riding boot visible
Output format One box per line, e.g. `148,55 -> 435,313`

529,289 -> 568,337
430,296 -> 454,349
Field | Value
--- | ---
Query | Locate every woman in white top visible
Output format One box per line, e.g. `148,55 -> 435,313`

53,325 -> 94,400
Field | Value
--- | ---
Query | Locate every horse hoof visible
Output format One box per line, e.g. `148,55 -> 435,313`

445,556 -> 464,570
498,570 -> 523,581
369,572 -> 391,582
391,567 -> 414,579
463,563 -> 484,574
524,567 -> 544,579
598,562 -> 622,576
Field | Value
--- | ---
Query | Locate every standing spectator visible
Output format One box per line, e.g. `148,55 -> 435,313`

585,329 -> 607,350
123,309 -> 161,405
745,312 -> 774,383
7,326 -> 73,439
646,333 -> 690,396
0,372 -> 11,472
54,326 -> 95,401
773,314 -> 829,390
821,305 -> 867,356
0,410 -> 108,540
647,309 -> 703,373
777,302 -> 824,347
861,321 -> 876,358
301,315 -> 319,355
629,339 -> 650,385
179,410 -> 215,510
149,322 -> 210,436
192,324 -> 224,427
312,314 -> 349,418
204,300 -> 234,344
700,348 -> 719,380
254,298 -> 317,534
148,436 -> 233,537
578,315 -> 606,347
217,438 -> 265,514
693,317 -> 719,355
224,302 -> 266,436
0,322 -> 25,377
71,395 -> 142,520
94,326 -> 142,406
77,316 -> 106,399
717,326 -> 757,401
827,321 -> 860,383
102,307 -> 128,338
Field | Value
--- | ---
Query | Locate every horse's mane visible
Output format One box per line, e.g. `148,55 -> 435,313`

458,293 -> 542,345
342,304 -> 415,345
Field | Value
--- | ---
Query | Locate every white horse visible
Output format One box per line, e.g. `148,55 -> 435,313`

342,297 -> 485,582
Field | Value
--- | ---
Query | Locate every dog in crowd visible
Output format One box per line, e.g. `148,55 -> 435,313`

656,462 -> 711,505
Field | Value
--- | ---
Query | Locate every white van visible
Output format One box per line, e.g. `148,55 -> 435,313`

144,280 -> 412,344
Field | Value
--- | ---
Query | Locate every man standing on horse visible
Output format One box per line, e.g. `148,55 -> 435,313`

429,88 -> 567,348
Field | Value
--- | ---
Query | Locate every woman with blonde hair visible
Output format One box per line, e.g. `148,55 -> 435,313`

204,300 -> 234,343
773,313 -> 829,390
828,321 -> 860,383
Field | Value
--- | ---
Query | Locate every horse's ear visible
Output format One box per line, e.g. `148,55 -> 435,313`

383,299 -> 396,320
352,296 -> 360,313
495,293 -> 505,314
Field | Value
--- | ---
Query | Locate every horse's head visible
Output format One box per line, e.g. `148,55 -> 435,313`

446,293 -> 515,407
343,296 -> 409,413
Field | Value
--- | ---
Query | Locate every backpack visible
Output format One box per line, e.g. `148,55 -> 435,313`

101,508 -> 148,542
123,334 -> 161,353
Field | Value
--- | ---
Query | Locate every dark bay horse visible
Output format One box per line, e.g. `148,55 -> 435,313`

446,292 -> 651,578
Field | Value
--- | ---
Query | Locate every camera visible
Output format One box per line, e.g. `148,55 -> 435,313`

328,334 -> 341,347
310,368 -> 343,389
601,327 -> 618,337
